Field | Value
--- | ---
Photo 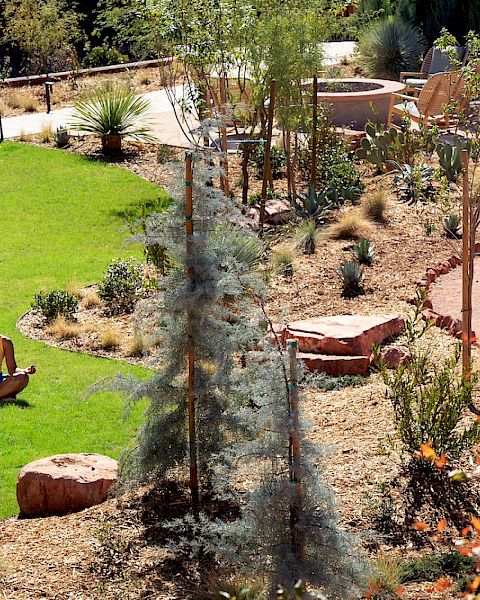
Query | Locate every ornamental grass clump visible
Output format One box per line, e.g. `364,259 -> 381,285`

362,191 -> 389,222
328,213 -> 371,240
69,82 -> 156,152
295,219 -> 320,255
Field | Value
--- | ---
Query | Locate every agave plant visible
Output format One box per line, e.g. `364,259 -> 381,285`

443,214 -> 461,239
357,18 -> 424,80
352,238 -> 375,266
391,161 -> 435,204
295,219 -> 319,255
339,261 -> 364,298
69,83 -> 156,152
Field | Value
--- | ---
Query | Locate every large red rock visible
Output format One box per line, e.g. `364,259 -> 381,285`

16,453 -> 118,516
248,199 -> 293,225
284,315 -> 405,357
378,346 -> 412,369
299,352 -> 370,375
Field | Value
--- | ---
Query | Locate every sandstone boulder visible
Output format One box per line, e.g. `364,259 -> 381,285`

248,199 -> 293,225
284,315 -> 405,356
16,453 -> 118,517
378,347 -> 412,369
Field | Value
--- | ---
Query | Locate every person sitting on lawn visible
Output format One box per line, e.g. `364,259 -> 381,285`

0,336 -> 36,400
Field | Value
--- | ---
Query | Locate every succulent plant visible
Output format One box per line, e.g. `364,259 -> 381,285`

391,161 -> 435,204
436,136 -> 470,182
357,123 -> 406,172
54,126 -> 70,148
443,213 -> 461,239
289,184 -> 331,222
352,238 -> 375,266
339,260 -> 364,298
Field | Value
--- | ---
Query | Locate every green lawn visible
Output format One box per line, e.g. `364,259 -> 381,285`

0,142 -> 166,518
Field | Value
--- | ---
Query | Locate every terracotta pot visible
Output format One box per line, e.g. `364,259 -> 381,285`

102,134 -> 122,152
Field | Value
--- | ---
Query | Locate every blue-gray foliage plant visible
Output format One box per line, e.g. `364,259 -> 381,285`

110,120 -> 367,597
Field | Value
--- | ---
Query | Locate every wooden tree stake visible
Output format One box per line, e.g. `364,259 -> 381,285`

259,79 -> 277,235
185,152 -> 199,515
462,149 -> 472,379
287,339 -> 305,563
311,75 -> 318,190
219,73 -> 230,197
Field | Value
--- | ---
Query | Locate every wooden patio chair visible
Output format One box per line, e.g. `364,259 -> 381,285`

388,70 -> 467,130
399,47 -> 468,93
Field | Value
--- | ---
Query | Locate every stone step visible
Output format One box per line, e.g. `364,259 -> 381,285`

284,314 -> 404,357
298,352 -> 370,376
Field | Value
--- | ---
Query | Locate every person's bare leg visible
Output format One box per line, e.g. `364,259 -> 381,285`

0,372 -> 29,400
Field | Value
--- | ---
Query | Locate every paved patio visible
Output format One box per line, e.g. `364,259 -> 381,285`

0,42 -> 357,145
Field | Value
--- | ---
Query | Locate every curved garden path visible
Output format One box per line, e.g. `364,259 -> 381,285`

429,256 -> 480,336
0,141 -> 165,517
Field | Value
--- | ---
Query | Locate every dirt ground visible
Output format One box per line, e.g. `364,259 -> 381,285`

1,138 -> 478,599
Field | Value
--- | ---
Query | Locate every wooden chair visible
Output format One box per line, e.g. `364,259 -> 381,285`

399,47 -> 468,93
388,71 -> 467,130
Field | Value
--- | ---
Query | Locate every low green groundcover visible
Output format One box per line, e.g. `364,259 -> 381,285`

0,142 -> 168,517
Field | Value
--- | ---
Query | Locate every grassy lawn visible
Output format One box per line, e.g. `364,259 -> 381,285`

0,142 -> 167,518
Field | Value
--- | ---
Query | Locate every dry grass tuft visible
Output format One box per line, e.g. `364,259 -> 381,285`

18,129 -> 29,142
327,213 -> 372,240
270,246 -> 294,277
45,315 -> 82,339
39,122 -> 54,143
100,327 -> 121,350
362,191 -> 390,222
0,99 -> 6,116
125,333 -> 148,357
81,290 -> 102,309
65,281 -> 86,299
138,74 -> 151,85
16,94 -> 38,113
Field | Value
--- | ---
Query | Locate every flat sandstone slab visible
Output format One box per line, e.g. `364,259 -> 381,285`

17,453 -> 118,517
299,352 -> 370,376
285,315 -> 405,356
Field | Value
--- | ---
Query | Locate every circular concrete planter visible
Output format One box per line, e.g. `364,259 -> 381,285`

316,78 -> 405,129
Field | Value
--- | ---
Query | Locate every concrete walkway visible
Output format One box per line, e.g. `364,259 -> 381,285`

0,42 -> 357,144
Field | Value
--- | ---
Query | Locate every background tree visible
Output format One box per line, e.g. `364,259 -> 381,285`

3,0 -> 83,74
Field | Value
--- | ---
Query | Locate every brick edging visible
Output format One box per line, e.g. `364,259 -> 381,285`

414,245 -> 479,342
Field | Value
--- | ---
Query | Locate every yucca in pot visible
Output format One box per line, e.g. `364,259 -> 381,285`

69,82 -> 156,153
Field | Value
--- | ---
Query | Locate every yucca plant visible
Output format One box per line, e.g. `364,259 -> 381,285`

69,83 -> 156,152
353,238 -> 375,266
212,225 -> 264,270
443,213 -> 461,239
339,261 -> 364,298
295,219 -> 320,255
357,18 -> 424,80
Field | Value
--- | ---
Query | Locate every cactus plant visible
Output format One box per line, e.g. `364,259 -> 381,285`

339,261 -> 364,298
436,136 -> 470,182
357,122 -> 421,172
443,213 -> 461,239
353,238 -> 375,266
